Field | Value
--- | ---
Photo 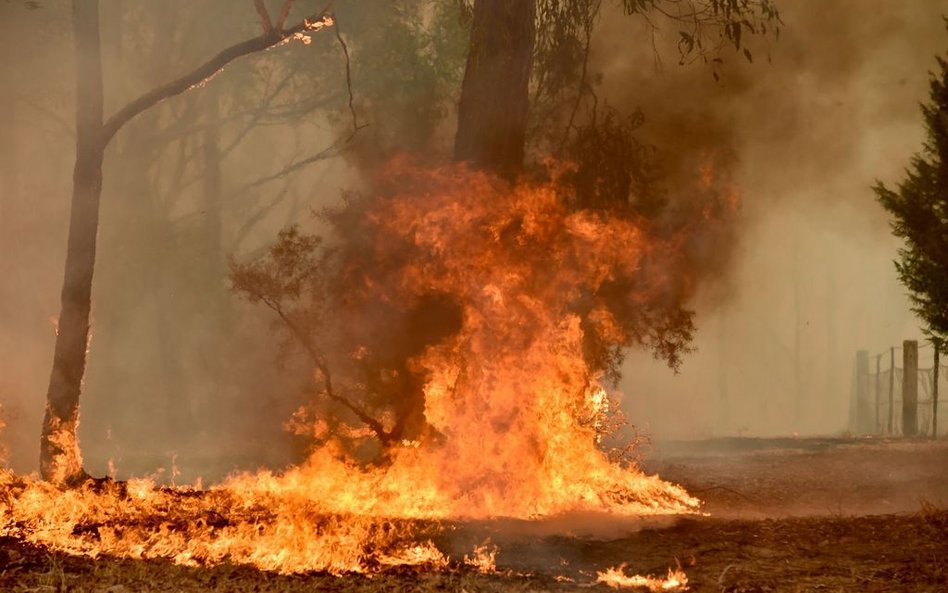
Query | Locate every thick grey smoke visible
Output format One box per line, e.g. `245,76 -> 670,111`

594,1 -> 948,438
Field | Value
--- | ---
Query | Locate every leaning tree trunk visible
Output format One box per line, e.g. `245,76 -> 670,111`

37,0 -> 334,483
454,0 -> 536,179
40,0 -> 104,484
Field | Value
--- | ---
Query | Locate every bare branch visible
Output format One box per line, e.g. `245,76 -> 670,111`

333,21 -> 364,136
275,0 -> 295,30
255,295 -> 393,445
556,18 -> 594,157
100,8 -> 334,147
230,132 -> 355,195
253,0 -> 273,33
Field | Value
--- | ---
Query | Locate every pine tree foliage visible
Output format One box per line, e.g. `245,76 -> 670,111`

875,51 -> 948,346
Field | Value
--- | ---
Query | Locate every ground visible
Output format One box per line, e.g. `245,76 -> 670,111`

1,438 -> 947,592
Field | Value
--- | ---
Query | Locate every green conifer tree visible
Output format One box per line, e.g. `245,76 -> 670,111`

876,46 -> 948,346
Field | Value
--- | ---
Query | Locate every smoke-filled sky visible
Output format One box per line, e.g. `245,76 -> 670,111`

1,0 -> 946,477
603,0 -> 948,438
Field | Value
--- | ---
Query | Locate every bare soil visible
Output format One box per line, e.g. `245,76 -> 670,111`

2,438 -> 947,592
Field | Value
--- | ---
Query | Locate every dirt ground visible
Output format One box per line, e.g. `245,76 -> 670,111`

2,438 -> 947,592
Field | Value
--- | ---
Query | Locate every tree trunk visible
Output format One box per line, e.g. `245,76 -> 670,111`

0,16 -> 20,291
40,0 -> 104,483
0,73 -> 17,287
454,0 -> 536,179
37,1 -> 334,482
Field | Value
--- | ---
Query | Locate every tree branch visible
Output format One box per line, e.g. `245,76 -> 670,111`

275,0 -> 295,30
253,0 -> 273,33
556,17 -> 594,157
333,20 -> 364,136
257,295 -> 393,445
229,131 -> 355,196
100,8 -> 334,147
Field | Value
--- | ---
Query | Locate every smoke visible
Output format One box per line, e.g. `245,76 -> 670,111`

2,0 -> 947,481
592,0 -> 948,437
0,0 -> 467,479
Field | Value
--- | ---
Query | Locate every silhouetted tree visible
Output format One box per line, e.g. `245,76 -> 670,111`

875,47 -> 948,347
41,0 -> 334,484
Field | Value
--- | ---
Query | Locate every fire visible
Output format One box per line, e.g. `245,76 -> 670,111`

1,160 -> 702,576
464,540 -> 498,573
597,564 -> 689,591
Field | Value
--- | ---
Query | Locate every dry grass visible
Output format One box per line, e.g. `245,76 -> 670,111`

2,508 -> 947,592
3,439 -> 947,592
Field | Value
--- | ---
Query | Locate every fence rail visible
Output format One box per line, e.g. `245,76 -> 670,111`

852,340 -> 945,438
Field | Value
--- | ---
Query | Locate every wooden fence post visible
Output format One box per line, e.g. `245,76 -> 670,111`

856,350 -> 871,434
934,342 -> 940,439
888,347 -> 895,435
875,354 -> 881,433
903,340 -> 918,437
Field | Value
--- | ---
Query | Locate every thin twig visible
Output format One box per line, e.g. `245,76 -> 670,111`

555,10 -> 596,157
333,20 -> 364,136
234,137 -> 345,194
257,296 -> 392,444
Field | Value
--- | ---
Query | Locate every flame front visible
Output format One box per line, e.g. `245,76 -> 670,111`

1,160 -> 700,575
597,564 -> 689,591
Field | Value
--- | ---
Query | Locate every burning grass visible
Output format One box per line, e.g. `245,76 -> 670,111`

2,504 -> 947,592
2,160 -> 709,580
0,454 -> 695,576
3,440 -> 948,590
596,565 -> 688,591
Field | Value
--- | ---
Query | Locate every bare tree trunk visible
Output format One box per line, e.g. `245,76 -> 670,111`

202,88 -> 223,276
0,79 -> 17,280
454,0 -> 536,179
40,0 -> 104,483
195,85 -> 231,432
792,224 -> 804,429
36,1 -> 334,482
0,17 -> 21,298
715,310 -> 730,432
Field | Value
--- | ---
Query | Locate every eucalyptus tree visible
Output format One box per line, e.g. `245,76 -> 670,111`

42,0 -> 334,484
230,0 -> 783,461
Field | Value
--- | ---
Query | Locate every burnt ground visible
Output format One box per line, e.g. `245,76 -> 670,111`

2,438 -> 947,592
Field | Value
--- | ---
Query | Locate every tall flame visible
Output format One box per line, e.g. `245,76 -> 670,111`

1,160 -> 700,575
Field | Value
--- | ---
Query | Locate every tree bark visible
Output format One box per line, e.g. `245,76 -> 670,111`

39,1 -> 333,482
454,0 -> 536,179
40,0 -> 104,483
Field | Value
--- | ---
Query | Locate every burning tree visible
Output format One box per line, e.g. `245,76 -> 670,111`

0,0 -> 779,580
232,0 -> 775,461
35,0 -> 778,484
233,160 -> 704,514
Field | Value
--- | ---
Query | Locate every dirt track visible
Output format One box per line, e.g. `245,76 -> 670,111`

644,437 -> 948,518
2,438 -> 947,592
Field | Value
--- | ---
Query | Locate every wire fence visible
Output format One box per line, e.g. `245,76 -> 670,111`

853,341 -> 945,438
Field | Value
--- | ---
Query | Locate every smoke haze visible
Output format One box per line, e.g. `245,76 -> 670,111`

596,1 -> 948,438
1,0 -> 945,478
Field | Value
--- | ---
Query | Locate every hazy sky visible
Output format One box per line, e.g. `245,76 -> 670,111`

599,0 -> 948,438
1,1 -> 947,477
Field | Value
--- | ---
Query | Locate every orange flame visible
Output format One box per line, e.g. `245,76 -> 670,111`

597,564 -> 689,591
1,160 -> 701,575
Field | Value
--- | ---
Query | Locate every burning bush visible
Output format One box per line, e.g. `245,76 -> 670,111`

231,158 -> 700,516
0,159 -> 705,577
